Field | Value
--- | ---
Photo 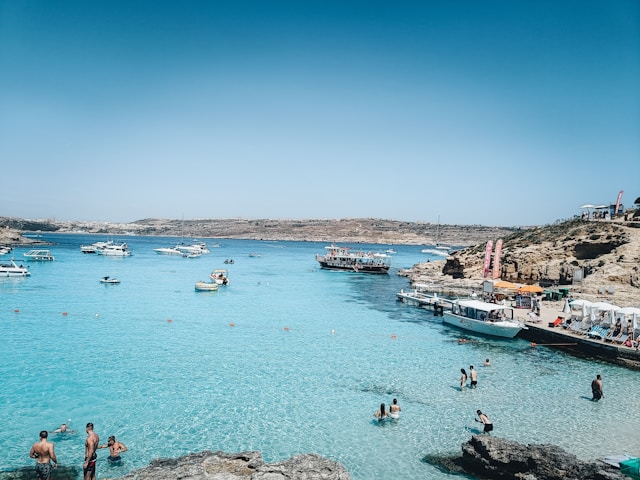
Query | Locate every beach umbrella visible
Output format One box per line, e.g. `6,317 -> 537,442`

518,284 -> 544,294
591,301 -> 621,312
582,303 -> 589,320
494,280 -> 519,289
562,299 -> 571,314
570,299 -> 592,308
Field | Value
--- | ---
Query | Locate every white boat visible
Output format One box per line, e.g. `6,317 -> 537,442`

443,299 -> 526,338
195,280 -> 219,291
0,246 -> 13,255
23,249 -> 55,261
175,242 -> 209,255
0,259 -> 30,277
209,269 -> 229,285
153,246 -> 184,256
315,245 -> 391,274
100,276 -> 121,284
80,240 -> 114,254
98,243 -> 131,257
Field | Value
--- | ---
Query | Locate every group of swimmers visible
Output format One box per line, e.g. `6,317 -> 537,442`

29,422 -> 127,480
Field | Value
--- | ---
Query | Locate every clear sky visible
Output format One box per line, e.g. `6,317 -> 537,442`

1,0 -> 638,226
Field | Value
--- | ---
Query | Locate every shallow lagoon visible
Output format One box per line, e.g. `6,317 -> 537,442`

1,234 -> 639,479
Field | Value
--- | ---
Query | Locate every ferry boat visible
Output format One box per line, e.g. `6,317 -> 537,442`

0,259 -> 31,277
443,299 -> 526,338
315,245 -> 391,274
23,249 -> 55,261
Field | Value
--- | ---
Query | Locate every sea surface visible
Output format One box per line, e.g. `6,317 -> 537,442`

1,234 -> 639,479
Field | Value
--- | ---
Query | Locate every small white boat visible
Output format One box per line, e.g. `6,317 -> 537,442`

0,246 -> 13,255
443,299 -> 526,338
209,269 -> 229,285
175,242 -> 209,255
0,259 -> 30,277
100,276 -> 121,284
23,249 -> 55,261
98,243 -> 131,257
195,280 -> 219,291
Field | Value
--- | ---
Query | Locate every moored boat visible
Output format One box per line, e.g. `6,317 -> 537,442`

195,280 -> 219,291
23,249 -> 55,261
98,243 -> 131,257
80,240 -> 113,254
443,299 -> 526,338
0,259 -> 30,277
315,245 -> 391,274
100,276 -> 121,284
153,246 -> 184,255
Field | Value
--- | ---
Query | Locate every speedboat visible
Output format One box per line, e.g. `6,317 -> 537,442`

175,242 -> 209,255
209,269 -> 229,285
315,245 -> 391,274
0,246 -> 13,255
100,276 -> 121,284
23,249 -> 55,261
195,280 -> 218,291
0,259 -> 30,277
443,299 -> 526,338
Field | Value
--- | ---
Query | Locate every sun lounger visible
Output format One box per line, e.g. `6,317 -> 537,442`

568,321 -> 583,333
613,334 -> 629,345
586,325 -> 607,338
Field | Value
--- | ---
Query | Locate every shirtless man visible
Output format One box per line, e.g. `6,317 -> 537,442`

476,410 -> 493,433
469,366 -> 478,388
389,398 -> 401,419
98,435 -> 128,464
84,423 -> 99,480
29,431 -> 58,480
591,374 -> 604,401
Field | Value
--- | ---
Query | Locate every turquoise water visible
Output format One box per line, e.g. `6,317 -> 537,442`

1,234 -> 639,479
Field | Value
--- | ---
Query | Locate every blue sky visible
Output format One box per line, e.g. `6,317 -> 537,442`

1,0 -> 638,226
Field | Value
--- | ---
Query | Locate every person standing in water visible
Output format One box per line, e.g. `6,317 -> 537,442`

469,366 -> 478,388
30,430 -> 58,480
98,435 -> 128,464
373,403 -> 388,421
389,398 -> 401,419
84,423 -> 99,480
460,368 -> 468,390
476,410 -> 493,433
591,374 -> 604,401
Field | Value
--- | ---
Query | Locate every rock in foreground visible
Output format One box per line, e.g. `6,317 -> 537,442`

104,450 -> 350,480
425,435 -> 627,480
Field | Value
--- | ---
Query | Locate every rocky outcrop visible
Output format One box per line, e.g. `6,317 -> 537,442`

424,435 -> 626,480
408,219 -> 640,306
104,450 -> 351,480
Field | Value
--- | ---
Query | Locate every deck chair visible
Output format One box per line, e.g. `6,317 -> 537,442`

613,334 -> 629,345
586,325 -> 606,338
606,286 -> 616,294
598,287 -> 606,294
568,321 -> 583,333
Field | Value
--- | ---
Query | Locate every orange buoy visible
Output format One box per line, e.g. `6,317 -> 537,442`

14,309 -> 19,313
167,319 -> 173,323
62,311 -> 68,316
229,323 -> 235,327
391,334 -> 397,339
284,327 -> 290,331
531,342 -> 537,347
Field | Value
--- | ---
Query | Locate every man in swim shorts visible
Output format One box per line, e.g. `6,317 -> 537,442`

476,410 -> 493,433
591,374 -> 604,401
84,422 -> 99,480
98,435 -> 128,464
389,398 -> 401,418
469,365 -> 478,388
30,430 -> 58,480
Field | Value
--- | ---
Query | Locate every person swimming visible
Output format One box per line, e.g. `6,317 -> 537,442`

389,398 -> 401,419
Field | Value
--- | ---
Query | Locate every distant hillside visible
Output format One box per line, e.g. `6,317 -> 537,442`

0,217 -> 519,247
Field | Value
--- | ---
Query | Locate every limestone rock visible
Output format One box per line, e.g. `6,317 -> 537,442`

104,451 -> 350,480
460,435 -> 627,480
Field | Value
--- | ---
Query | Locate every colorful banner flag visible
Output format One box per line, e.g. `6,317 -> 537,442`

614,190 -> 624,215
483,240 -> 493,278
492,239 -> 503,279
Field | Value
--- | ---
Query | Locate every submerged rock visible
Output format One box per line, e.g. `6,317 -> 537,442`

104,450 -> 351,480
424,435 -> 627,480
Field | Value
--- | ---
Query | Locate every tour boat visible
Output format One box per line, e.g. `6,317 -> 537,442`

80,240 -> 114,254
443,299 -> 526,338
315,245 -> 391,274
23,249 -> 55,261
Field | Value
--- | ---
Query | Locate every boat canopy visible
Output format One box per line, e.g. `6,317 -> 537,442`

457,299 -> 513,313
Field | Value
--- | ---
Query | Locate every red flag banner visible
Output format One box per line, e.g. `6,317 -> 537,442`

483,240 -> 493,278
492,239 -> 503,279
615,190 -> 624,215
